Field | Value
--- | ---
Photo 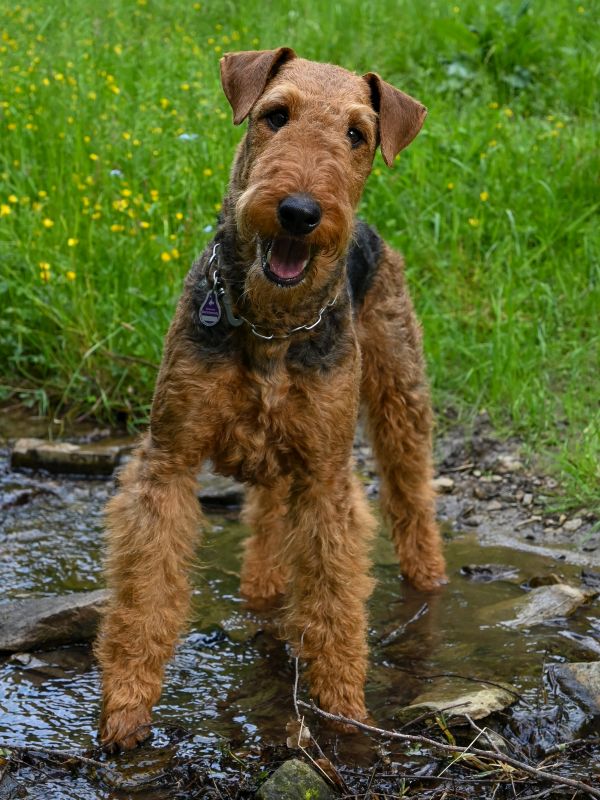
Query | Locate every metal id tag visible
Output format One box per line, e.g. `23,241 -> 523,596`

199,290 -> 222,326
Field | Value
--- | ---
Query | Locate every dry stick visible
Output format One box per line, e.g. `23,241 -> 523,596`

297,701 -> 600,800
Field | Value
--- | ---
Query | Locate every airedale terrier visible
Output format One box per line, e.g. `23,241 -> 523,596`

96,47 -> 447,751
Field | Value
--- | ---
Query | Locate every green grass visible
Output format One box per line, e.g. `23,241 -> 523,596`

0,0 -> 598,509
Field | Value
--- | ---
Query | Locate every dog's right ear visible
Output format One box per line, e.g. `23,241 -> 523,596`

220,48 -> 296,125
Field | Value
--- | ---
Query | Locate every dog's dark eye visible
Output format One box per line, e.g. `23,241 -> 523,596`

347,127 -> 364,147
265,109 -> 289,131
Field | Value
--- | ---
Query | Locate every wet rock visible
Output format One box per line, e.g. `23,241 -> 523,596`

460,564 -> 519,582
433,476 -> 455,494
403,678 -> 517,720
11,438 -> 125,476
548,662 -> 600,713
198,466 -> 244,508
256,759 -> 333,800
0,590 -> 109,652
527,573 -> 562,588
482,584 -> 596,629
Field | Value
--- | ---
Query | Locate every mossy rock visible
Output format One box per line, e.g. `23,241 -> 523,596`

256,759 -> 334,800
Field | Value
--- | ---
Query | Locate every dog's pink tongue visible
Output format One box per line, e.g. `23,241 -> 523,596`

269,237 -> 309,279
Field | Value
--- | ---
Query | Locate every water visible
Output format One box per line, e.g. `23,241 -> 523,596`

1,441 -> 599,797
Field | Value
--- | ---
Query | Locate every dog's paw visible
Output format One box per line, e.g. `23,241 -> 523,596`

410,572 -> 449,592
100,705 -> 152,753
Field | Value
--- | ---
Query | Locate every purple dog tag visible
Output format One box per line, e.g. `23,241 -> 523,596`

199,290 -> 221,326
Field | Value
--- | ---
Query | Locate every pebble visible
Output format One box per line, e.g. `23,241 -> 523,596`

433,476 -> 455,494
487,500 -> 502,511
563,518 -> 583,532
522,493 -> 533,506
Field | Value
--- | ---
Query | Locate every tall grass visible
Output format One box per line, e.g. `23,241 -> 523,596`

0,0 -> 598,508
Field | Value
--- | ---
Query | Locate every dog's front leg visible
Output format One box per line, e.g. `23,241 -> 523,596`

95,342 -> 214,751
284,468 -> 376,722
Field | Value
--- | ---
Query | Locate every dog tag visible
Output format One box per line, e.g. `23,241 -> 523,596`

199,290 -> 221,326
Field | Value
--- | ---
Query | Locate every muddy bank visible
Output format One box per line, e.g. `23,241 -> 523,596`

0,415 -> 599,797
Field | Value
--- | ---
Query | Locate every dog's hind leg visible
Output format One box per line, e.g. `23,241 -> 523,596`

357,245 -> 447,591
240,480 -> 291,610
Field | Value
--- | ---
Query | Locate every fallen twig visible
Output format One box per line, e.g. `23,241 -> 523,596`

297,701 -> 600,799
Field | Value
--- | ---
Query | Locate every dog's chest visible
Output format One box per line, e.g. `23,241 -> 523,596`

210,368 -> 302,485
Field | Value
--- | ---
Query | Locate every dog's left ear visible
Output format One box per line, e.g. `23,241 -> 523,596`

363,73 -> 427,167
220,47 -> 297,125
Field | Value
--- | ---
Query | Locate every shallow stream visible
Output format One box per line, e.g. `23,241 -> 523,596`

1,428 -> 599,798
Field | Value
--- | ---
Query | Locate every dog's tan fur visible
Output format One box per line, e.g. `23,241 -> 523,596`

96,48 -> 446,751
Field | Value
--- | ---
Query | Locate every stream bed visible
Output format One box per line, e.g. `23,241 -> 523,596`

0,418 -> 599,798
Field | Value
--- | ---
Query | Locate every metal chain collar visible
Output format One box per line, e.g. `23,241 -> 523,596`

205,242 -> 338,341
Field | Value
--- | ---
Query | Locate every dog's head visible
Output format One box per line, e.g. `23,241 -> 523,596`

219,48 -> 426,309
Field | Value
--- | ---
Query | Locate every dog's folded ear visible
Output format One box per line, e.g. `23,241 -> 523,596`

363,73 -> 427,167
220,48 -> 297,125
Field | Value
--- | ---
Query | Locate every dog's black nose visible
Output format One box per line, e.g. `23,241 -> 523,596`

277,194 -> 322,236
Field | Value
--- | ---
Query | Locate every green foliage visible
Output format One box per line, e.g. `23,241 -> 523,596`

0,0 -> 598,506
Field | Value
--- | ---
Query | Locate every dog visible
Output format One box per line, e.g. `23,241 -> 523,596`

96,47 -> 447,751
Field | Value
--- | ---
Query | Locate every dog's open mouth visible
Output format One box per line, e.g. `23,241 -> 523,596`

261,236 -> 311,287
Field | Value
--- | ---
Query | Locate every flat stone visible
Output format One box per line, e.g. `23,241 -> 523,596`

198,466 -> 244,508
548,661 -> 600,713
256,759 -> 333,800
11,438 -> 127,476
0,590 -> 109,652
482,584 -> 596,629
404,678 -> 517,720
487,500 -> 502,511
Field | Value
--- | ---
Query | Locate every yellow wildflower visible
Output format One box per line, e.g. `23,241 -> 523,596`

89,153 -> 99,161
150,189 -> 159,201
488,101 -> 499,109
42,217 -> 54,228
160,251 -> 171,262
1,204 -> 11,216
203,168 -> 213,177
8,194 -> 18,203
122,131 -> 131,140
480,191 -> 489,202
468,218 -> 480,227
447,182 -> 454,190
38,190 -> 47,198
66,270 -> 76,281
110,224 -> 125,232
503,108 -> 514,118
175,212 -> 184,220
171,248 -> 180,259
181,83 -> 190,91
140,221 -> 150,229
67,237 -> 78,247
